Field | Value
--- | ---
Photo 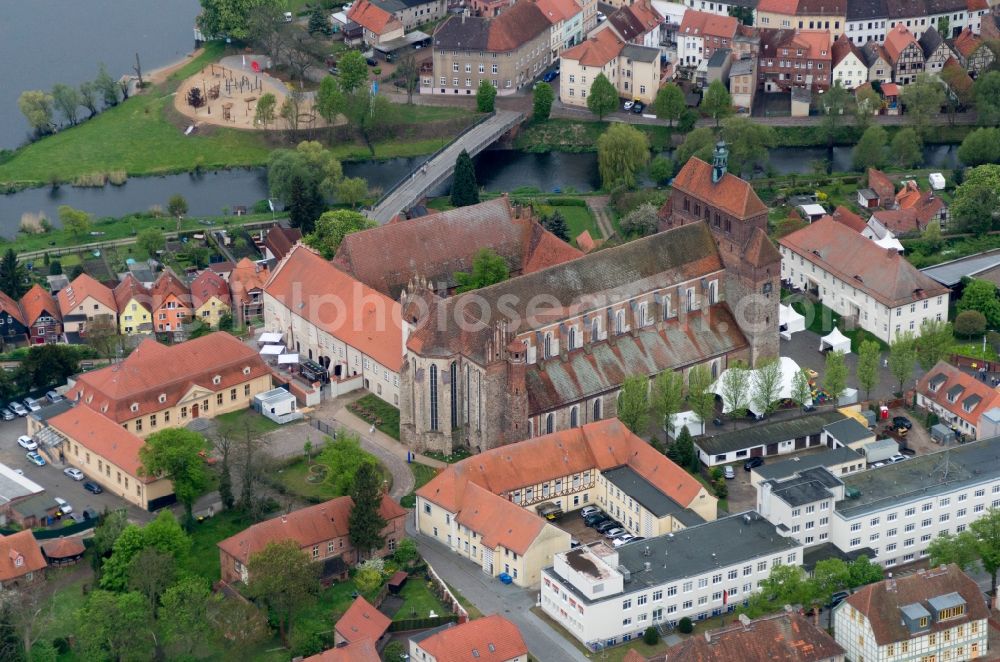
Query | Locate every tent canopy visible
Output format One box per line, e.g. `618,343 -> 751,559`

258,332 -> 283,344
277,353 -> 300,364
710,356 -> 808,416
819,327 -> 851,354
259,345 -> 284,356
779,304 -> 806,335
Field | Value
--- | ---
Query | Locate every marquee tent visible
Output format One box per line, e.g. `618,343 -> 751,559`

819,327 -> 851,354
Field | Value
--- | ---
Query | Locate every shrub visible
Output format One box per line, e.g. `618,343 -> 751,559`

383,641 -> 407,660
678,616 -> 693,633
547,197 -> 587,206
643,626 -> 660,645
107,170 -> 128,186
19,212 -> 48,234
955,310 -> 987,338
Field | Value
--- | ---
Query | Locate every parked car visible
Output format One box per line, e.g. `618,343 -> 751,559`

328,66 -> 339,75
893,416 -> 912,430
580,506 -> 601,518
542,69 -> 558,82
83,481 -> 103,494
595,520 -> 622,533
899,447 -> 917,456
366,57 -> 377,66
63,467 -> 85,481
613,534 -> 636,547
17,435 -> 37,451
585,513 -> 608,527
886,454 -> 908,464
82,507 -> 99,520
724,466 -> 736,479
870,461 -> 886,469
623,100 -> 634,110
631,101 -> 645,114
744,457 -> 765,471
23,398 -> 41,413
1,408 -> 14,421
827,590 -> 850,609
54,497 -> 73,515
25,452 -> 45,466
46,390 -> 63,402
9,402 -> 27,416
604,526 -> 626,539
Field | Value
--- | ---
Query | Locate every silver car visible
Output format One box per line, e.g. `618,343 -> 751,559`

8,402 -> 27,416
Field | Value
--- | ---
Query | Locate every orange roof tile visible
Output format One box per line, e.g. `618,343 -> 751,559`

48,405 -> 158,481
756,0 -> 799,13
895,180 -> 921,209
831,206 -> 867,233
40,536 -> 86,560
954,28 -> 984,58
417,615 -> 528,662
881,82 -> 899,96
883,23 -> 917,63
576,230 -> 596,253
533,0 -> 580,24
20,283 -> 60,325
217,495 -> 406,566
670,157 -> 768,219
522,227 -> 583,274
304,640 -> 380,662
191,269 -> 232,309
113,274 -> 151,313
679,9 -> 738,41
57,273 -> 116,317
867,168 -> 895,201
455,482 -> 546,554
664,611 -> 845,661
264,244 -> 404,372
916,361 -> 1000,428
149,269 -> 192,311
488,0 -> 551,51
69,332 -> 271,423
348,0 -> 401,34
561,29 -> 624,66
334,596 -> 391,644
230,258 -> 269,306
0,531 -> 47,581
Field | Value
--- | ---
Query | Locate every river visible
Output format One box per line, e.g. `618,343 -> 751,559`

0,0 -> 201,150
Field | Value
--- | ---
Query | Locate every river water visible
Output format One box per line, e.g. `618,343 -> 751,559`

0,0 -> 201,149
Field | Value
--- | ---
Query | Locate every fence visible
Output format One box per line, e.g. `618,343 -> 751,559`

426,560 -> 469,624
0,517 -> 98,539
388,614 -> 459,633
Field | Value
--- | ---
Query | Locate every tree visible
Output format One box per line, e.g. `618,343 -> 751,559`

95,63 -> 120,108
847,555 -> 884,587
394,538 -> 420,566
318,432 -> 379,495
100,510 -> 189,591
533,82 -> 554,121
812,558 -> 851,625
476,79 -> 497,112
651,370 -> 685,436
254,91 -> 277,128
928,531 -> 981,573
653,83 -> 685,126
678,617 -> 694,634
720,360 -> 752,421
702,80 -> 732,127
280,91 -> 302,131
208,594 -> 271,654
197,0 -> 281,40
667,425 -> 696,470
823,350 -> 848,403
891,127 -> 923,168
951,164 -> 1000,235
335,176 -> 369,208
57,205 -> 90,240
338,51 -> 369,94
687,364 -> 716,425
617,375 -> 650,435
269,140 -> 343,205
136,228 -> 165,257
900,74 -> 946,138
586,73 -> 618,120
675,127 -> 716,165
78,80 -> 100,118
305,209 -> 377,259
127,547 -> 176,615
16,344 -> 81,390
974,70 -> 1000,127
18,91 -> 54,136
597,123 -> 650,190
51,83 -> 81,126
955,310 -> 987,337
75,591 -> 153,662
818,81 -> 850,145
752,357 -> 783,416
649,156 -> 673,184
139,429 -> 210,525
349,463 -> 388,560
451,149 -> 480,207
167,194 -> 188,230
85,316 -> 120,359
915,318 -> 954,370
246,540 -> 320,643
48,259 -> 62,276
855,85 -> 881,127
91,509 -> 128,578
541,211 -> 569,241
619,202 -> 659,237
0,249 -> 28,299
159,577 -> 212,657
852,125 -> 888,170
958,127 -> 1000,166
971,509 -> 1000,596
791,368 -> 812,408
308,4 -> 329,33
888,331 -> 917,394
958,278 -> 1000,328
720,117 -> 775,176
856,340 -> 880,400
454,248 -> 509,293
355,559 -> 384,593
394,54 -> 420,105
315,77 -> 345,135
287,173 -> 326,233
922,219 -> 943,252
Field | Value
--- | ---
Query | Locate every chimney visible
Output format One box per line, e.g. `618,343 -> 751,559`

887,247 -> 897,258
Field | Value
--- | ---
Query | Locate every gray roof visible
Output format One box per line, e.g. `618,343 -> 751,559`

602,466 -> 705,525
11,493 -> 55,520
707,48 -> 731,68
847,0 -> 888,21
696,411 -> 846,456
901,603 -> 931,620
544,512 -> 800,604
837,435 -> 1000,519
767,466 -> 844,507
824,417 -> 872,445
928,592 -> 965,612
731,58 -> 754,76
791,87 -> 811,103
753,446 -> 863,482
920,249 -> 1000,287
801,541 -> 878,573
0,468 -> 44,506
622,44 -> 660,63
371,0 -> 439,11
919,26 -> 944,58
28,399 -> 74,425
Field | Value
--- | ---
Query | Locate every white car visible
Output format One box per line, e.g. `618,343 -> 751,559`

23,398 -> 41,413
604,526 -> 626,539
886,454 -> 908,464
17,435 -> 37,451
54,497 -> 72,515
580,505 -> 601,518
63,467 -> 85,481
8,402 -> 27,416
724,465 -> 736,479
613,534 -> 637,548
623,100 -> 634,110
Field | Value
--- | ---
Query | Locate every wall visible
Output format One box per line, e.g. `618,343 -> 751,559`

195,297 -> 230,328
431,31 -> 551,96
58,440 -> 174,510
63,298 -> 115,334
118,298 -> 152,335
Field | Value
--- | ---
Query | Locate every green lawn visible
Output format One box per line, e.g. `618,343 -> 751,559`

214,408 -> 281,438
46,568 -> 92,641
400,462 -> 440,508
423,447 -> 473,464
349,394 -> 401,440
786,295 -> 888,352
537,203 -> 600,244
274,458 -> 345,501
394,576 -> 449,620
180,509 -> 258,583
514,118 -> 676,154
951,337 -> 997,362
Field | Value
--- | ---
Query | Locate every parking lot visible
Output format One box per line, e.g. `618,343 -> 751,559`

554,511 -> 605,545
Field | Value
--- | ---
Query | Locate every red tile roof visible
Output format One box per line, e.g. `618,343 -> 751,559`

264,224 -> 302,261
846,564 -> 988,646
608,0 -> 664,41
113,274 -> 151,313
576,230 -> 597,253
454,482 -> 547,554
561,28 -> 625,67
867,168 -> 895,202
883,23 -> 918,63
832,32 -> 863,68
831,205 -> 867,233
41,536 -> 86,560
0,530 -> 47,581
942,57 -> 974,99
523,226 -> 584,274
57,273 -> 116,318
533,0 -> 581,25
870,208 -> 921,235
230,258 -> 269,306
488,0 -> 551,51
916,360 -> 1000,428
756,0 -> 798,13
191,269 -> 232,309
334,596 -> 391,644
20,283 -> 60,325
416,615 -> 528,662
881,82 -> 900,96
149,269 -> 192,311
217,495 -> 406,566
679,9 -> 738,41
69,332 -> 271,423
671,157 -> 768,219
48,405 -> 158,481
265,244 -> 404,372
348,0 -> 401,34
303,640 -> 380,662
954,28 -> 985,58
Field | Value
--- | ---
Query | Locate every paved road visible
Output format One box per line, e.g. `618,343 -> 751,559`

406,517 -> 590,662
367,110 -> 523,223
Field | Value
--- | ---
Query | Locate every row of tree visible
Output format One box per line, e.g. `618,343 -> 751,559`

18,64 -> 128,138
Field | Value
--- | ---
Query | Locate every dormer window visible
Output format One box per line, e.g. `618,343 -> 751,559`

243,366 -> 251,376
158,394 -> 167,404
13,554 -> 22,567
130,403 -> 139,413
213,375 -> 221,385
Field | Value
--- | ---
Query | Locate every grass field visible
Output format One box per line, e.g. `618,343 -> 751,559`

536,203 -> 600,243
214,408 -> 281,438
393,577 -> 448,620
180,509 -> 255,583
350,394 -> 401,440
400,462 -> 440,508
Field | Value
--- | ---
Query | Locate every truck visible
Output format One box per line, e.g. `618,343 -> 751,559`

861,438 -> 899,465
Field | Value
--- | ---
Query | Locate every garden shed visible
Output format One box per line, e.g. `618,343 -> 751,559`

930,423 -> 956,445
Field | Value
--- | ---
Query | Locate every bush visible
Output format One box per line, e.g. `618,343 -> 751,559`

289,615 -> 331,657
955,310 -> 987,338
678,616 -> 693,634
382,641 -> 407,660
643,626 -> 660,645
713,479 -> 728,499
546,197 -> 586,206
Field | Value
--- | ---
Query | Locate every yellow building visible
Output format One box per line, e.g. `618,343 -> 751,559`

559,29 -> 662,107
755,0 -> 845,40
191,270 -> 232,328
113,274 -> 153,335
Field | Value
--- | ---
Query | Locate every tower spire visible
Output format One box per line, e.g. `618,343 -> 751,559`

712,141 -> 728,183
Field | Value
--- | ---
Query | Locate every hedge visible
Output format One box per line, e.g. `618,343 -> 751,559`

388,615 -> 459,632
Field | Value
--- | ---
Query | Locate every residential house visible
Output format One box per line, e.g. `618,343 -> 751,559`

367,0 -> 447,31
262,224 -> 302,262
334,596 -> 391,648
415,419 -> 716,587
729,56 -> 757,108
663,611 -> 846,661
347,0 -> 405,48
916,361 -> 1000,440
941,55 -> 975,103
758,29 -> 833,91
883,22 -> 924,83
57,273 -> 116,340
682,0 -> 758,21
67,331 -> 273,437
148,269 -> 192,334
0,464 -> 45,528
229,257 -> 269,325
409,616 -> 528,662
893,179 -> 948,227
756,0 -> 847,39
217,495 -> 407,584
831,32 -> 868,87
707,48 -> 733,85
559,30 -> 662,105
860,167 -> 897,208
0,531 -> 47,588
677,9 -> 740,68
860,40 -> 892,82
600,0 -> 664,49
332,196 -> 582,300
954,26 -> 996,73
846,0 -> 990,45
473,0 -> 512,18
833,565 -> 988,662
846,0 -> 889,45
190,269 -> 232,328
113,274 -> 152,335
304,641 -> 380,662
533,0 -> 587,58
263,243 -> 405,403
918,25 -> 953,72
43,405 -> 176,510
19,284 -> 61,345
425,1 -> 552,96
982,11 -> 1000,41
778,216 -> 950,343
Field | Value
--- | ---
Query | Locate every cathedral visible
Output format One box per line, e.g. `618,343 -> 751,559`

399,143 -> 780,455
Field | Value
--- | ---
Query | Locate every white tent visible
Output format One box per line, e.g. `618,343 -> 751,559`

665,410 -> 705,438
819,327 -> 851,354
710,356 -> 808,417
779,304 -> 806,335
259,344 -> 284,356
277,353 -> 300,364
258,332 -> 283,345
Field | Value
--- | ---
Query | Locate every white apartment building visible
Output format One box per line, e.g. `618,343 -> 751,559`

540,513 -> 803,649
682,0 -> 753,19
834,564 -> 989,662
846,0 -> 989,45
778,216 -> 949,344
